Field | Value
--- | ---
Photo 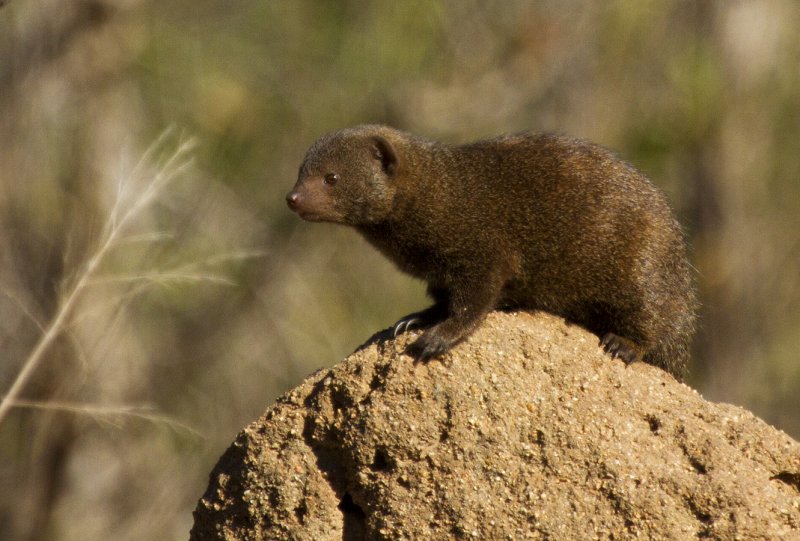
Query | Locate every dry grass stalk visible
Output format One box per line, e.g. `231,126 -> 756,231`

0,130 -> 197,425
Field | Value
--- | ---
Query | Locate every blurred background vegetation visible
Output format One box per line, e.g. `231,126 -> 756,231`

1,1 -> 798,539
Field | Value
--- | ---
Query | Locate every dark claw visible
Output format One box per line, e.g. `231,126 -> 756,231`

601,333 -> 640,365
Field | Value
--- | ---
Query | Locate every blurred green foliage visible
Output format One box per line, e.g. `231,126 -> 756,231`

1,1 -> 798,539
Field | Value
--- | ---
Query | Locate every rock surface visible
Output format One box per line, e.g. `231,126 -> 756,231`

190,311 -> 800,540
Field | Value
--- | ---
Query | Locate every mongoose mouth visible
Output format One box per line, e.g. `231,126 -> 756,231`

296,211 -> 326,222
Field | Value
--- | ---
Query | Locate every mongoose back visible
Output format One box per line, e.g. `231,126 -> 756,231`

287,125 -> 697,379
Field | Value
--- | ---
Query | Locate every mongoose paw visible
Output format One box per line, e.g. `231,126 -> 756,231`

406,331 -> 451,363
601,333 -> 643,365
393,316 -> 424,337
392,306 -> 445,337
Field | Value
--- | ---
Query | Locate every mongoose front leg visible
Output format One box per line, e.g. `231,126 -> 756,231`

407,275 -> 503,362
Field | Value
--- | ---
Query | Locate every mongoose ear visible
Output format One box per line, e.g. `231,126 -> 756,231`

371,136 -> 398,176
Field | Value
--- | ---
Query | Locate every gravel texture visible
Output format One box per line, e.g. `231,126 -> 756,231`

190,311 -> 800,540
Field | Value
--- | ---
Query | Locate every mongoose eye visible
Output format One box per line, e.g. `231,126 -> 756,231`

323,173 -> 339,186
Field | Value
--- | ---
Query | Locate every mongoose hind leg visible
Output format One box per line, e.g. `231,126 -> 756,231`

601,333 -> 645,365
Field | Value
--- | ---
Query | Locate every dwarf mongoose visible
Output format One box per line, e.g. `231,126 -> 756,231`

287,125 -> 696,379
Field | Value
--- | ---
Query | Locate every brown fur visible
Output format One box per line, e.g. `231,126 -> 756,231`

287,125 -> 697,379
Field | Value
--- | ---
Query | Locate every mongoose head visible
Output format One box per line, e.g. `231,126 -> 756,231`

287,126 -> 399,225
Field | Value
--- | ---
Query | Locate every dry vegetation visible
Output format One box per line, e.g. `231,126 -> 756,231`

1,1 -> 799,540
